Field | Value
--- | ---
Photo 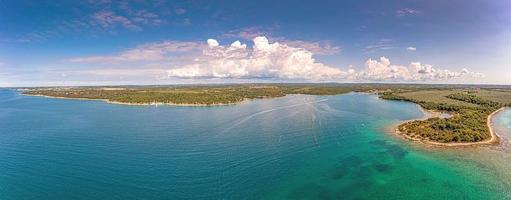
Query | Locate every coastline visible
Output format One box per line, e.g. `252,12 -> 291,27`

393,105 -> 508,147
21,91 -> 337,107
23,94 -> 246,107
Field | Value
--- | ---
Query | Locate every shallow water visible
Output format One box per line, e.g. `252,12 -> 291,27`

0,89 -> 510,199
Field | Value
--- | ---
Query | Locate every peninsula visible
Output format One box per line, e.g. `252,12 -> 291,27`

381,89 -> 511,144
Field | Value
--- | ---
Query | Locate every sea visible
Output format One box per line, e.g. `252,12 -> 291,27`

1,89 -> 510,199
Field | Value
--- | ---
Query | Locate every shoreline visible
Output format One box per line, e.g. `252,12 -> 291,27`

20,91 -> 339,107
393,106 -> 508,147
23,94 -> 246,107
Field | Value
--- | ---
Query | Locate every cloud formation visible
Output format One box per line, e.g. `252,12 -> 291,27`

280,40 -> 341,55
67,41 -> 204,63
167,37 -> 482,82
406,46 -> 417,51
222,26 -> 341,55
365,39 -> 394,53
64,36 -> 483,83
222,26 -> 277,40
168,36 -> 345,80
360,57 -> 483,81
396,8 -> 421,17
91,11 -> 142,31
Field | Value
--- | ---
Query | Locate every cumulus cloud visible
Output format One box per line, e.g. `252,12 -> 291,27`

168,36 -> 347,80
406,46 -> 417,51
167,37 -> 483,82
222,26 -> 340,55
359,57 -> 483,81
63,36 -> 482,83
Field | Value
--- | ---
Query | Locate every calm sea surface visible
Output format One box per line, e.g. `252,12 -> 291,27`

1,89 -> 510,199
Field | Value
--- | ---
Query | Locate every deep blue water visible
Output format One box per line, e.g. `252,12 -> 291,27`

1,89 -> 510,199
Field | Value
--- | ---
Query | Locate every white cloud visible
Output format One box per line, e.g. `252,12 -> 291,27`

222,26 -> 274,40
168,36 -> 347,80
130,10 -> 164,26
359,57 -> 484,81
88,1 -> 166,32
396,8 -> 421,17
222,26 -> 340,55
365,39 -> 394,53
406,46 -> 417,51
74,68 -> 167,78
206,39 -> 219,47
13,1 -> 169,43
278,40 -> 341,55
63,36 -> 483,83
91,11 -> 142,31
167,37 -> 483,82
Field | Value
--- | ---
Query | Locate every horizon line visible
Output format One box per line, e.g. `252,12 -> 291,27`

5,82 -> 511,88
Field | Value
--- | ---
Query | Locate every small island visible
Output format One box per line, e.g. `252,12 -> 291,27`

22,84 -> 511,145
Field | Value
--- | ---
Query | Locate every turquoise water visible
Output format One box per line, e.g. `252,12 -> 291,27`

1,89 -> 510,199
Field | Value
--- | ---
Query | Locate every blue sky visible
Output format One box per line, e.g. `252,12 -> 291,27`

0,0 -> 510,86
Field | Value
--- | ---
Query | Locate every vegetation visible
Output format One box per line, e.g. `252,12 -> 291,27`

383,89 -> 511,143
23,84 -> 369,105
24,86 -> 286,105
22,83 -> 428,105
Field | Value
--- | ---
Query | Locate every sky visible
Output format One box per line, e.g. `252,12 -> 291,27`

0,0 -> 510,86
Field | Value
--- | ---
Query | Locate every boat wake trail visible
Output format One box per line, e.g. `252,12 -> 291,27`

221,98 -> 329,133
